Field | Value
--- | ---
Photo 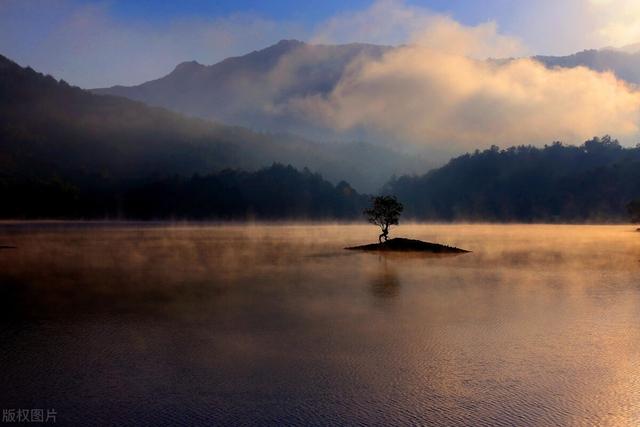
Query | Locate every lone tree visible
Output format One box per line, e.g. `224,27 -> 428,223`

628,200 -> 640,223
364,195 -> 404,243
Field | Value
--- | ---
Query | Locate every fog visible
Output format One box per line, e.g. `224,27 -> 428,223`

1,223 -> 640,424
6,0 -> 640,155
285,14 -> 640,150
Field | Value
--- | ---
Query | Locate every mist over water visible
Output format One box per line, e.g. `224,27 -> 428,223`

1,223 -> 640,425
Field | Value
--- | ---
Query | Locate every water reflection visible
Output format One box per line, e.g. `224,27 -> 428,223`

369,256 -> 401,299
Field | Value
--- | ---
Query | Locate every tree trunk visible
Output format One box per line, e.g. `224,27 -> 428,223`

379,225 -> 389,243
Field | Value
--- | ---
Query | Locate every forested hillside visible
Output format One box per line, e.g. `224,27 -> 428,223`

1,163 -> 366,220
0,53 -> 417,193
386,137 -> 640,222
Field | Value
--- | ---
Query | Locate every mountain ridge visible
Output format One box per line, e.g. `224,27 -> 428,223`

92,40 -> 640,150
91,39 -> 393,140
0,52 -> 424,193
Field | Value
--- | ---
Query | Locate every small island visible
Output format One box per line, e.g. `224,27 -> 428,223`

346,237 -> 469,253
347,195 -> 470,254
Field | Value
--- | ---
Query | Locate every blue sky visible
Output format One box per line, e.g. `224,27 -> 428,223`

76,0 -> 517,33
0,0 -> 635,87
108,1 -> 508,24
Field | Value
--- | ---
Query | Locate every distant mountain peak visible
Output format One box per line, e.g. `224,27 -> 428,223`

172,60 -> 205,73
275,39 -> 305,47
254,39 -> 307,56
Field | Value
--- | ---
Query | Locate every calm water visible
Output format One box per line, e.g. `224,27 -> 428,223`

1,223 -> 640,426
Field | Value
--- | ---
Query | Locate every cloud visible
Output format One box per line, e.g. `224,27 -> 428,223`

4,0 -> 640,153
312,0 -> 431,46
409,16 -> 525,59
280,3 -> 640,151
587,0 -> 640,48
313,0 -> 525,58
511,0 -> 640,54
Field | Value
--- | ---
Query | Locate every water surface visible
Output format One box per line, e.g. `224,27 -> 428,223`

1,223 -> 640,425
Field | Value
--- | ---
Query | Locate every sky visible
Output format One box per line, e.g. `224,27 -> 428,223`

1,0 -> 639,88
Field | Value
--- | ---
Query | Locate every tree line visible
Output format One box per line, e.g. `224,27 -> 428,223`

0,164 -> 367,220
386,136 -> 640,222
3,54 -> 640,222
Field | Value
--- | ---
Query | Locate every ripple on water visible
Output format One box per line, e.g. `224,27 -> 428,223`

0,223 -> 640,425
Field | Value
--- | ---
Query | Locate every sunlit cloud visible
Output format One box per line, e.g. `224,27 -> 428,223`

313,0 -> 526,59
587,0 -> 640,48
278,1 -> 640,150
3,0 -> 640,153
312,0 -> 430,46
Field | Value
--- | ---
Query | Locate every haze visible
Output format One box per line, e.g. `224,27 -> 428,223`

4,1 -> 640,425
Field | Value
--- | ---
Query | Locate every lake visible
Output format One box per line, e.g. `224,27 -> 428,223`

1,223 -> 640,426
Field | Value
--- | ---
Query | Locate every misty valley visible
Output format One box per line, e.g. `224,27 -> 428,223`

2,49 -> 640,222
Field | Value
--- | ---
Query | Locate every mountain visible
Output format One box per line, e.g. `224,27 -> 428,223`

0,54 -> 370,219
0,53 -> 421,193
386,136 -> 640,222
93,39 -> 393,140
95,41 -> 640,131
4,52 -> 640,221
535,48 -> 640,85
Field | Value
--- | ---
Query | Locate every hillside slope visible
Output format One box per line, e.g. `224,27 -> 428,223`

535,49 -> 640,85
93,39 -> 391,138
95,41 -> 640,144
386,137 -> 640,222
0,53 -> 418,192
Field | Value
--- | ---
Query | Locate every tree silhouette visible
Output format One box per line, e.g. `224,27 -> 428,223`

364,195 -> 404,243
